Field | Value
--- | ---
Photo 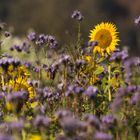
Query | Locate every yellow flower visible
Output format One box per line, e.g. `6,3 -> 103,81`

89,22 -> 120,56
8,76 -> 34,99
28,135 -> 42,140
7,64 -> 14,75
0,67 -> 3,74
6,102 -> 14,111
17,66 -> 30,76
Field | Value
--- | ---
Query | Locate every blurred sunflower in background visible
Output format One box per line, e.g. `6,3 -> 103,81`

6,65 -> 36,111
7,65 -> 35,99
8,76 -> 34,99
89,22 -> 120,56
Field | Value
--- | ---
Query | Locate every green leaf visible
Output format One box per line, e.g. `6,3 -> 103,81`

113,69 -> 120,73
97,57 -> 106,63
94,66 -> 105,75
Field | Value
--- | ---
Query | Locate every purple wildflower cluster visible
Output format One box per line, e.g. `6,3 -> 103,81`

28,32 -> 58,49
0,56 -> 21,69
10,41 -> 31,53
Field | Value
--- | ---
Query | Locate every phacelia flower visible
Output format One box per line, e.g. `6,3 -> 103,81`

84,86 -> 98,98
34,115 -> 51,128
94,132 -> 113,140
83,114 -> 100,129
28,32 -> 37,41
134,16 -> 140,26
102,114 -> 116,128
71,10 -> 84,21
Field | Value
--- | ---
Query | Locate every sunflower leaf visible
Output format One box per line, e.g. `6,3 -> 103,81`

94,66 -> 105,75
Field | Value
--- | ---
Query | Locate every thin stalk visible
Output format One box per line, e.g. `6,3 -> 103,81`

77,22 -> 81,54
1,75 -> 4,90
108,65 -> 112,101
63,66 -> 67,108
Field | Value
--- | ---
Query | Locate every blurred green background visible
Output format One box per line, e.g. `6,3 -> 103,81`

0,0 -> 140,55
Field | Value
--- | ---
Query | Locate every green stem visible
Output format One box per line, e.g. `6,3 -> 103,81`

77,22 -> 81,53
0,41 -> 2,52
63,66 -> 67,108
21,130 -> 26,140
108,65 -> 111,101
1,75 -> 4,90
35,47 -> 40,63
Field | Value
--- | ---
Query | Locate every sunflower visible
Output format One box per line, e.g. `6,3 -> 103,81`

8,76 -> 34,99
89,22 -> 120,56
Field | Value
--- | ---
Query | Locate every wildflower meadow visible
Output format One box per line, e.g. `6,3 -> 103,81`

0,10 -> 140,140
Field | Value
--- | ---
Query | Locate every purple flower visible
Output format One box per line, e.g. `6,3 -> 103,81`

22,61 -> 33,69
47,35 -> 58,49
94,132 -> 113,140
0,92 -> 5,99
13,45 -> 22,52
28,32 -> 36,41
8,120 -> 24,130
58,54 -> 71,65
39,34 -> 47,42
55,134 -> 66,140
134,16 -> 140,26
27,80 -> 40,87
76,59 -> 86,68
84,86 -> 98,98
43,87 -> 52,98
110,48 -> 128,61
0,134 -> 12,140
7,91 -> 27,102
102,114 -> 116,128
34,115 -> 51,128
134,57 -> 140,66
71,10 -> 84,21
126,85 -> 137,93
33,67 -> 40,73
41,63 -> 48,69
110,97 -> 122,112
21,41 -> 31,53
47,51 -> 53,59
36,34 -> 47,46
55,110 -> 72,119
83,114 -> 100,129
118,87 -> 126,97
35,104 -> 47,114
0,57 -> 21,68
88,40 -> 98,47
0,111 -> 3,118
59,117 -> 80,135
65,85 -> 74,96
129,93 -> 140,105
49,62 -> 60,79
74,86 -> 84,94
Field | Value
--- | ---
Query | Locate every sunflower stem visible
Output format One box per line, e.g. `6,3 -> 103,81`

108,65 -> 111,101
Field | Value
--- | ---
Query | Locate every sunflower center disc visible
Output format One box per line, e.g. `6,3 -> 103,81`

94,29 -> 112,48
